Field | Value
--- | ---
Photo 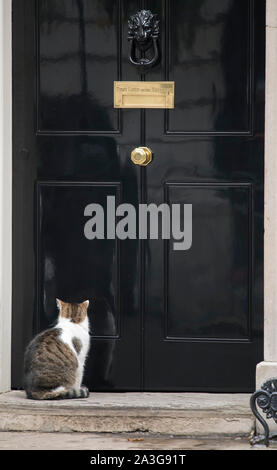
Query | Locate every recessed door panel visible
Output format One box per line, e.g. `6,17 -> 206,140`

37,182 -> 121,338
38,0 -> 122,133
164,183 -> 252,341
165,0 -> 252,134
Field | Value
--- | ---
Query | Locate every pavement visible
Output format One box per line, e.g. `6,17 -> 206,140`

0,391 -> 272,451
0,431 -> 271,450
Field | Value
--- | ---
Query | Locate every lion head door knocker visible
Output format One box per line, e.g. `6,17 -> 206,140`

128,10 -> 160,74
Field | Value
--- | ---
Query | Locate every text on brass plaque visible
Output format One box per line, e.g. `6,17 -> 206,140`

114,81 -> 175,109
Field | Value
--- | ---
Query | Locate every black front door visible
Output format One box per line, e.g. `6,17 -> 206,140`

12,0 -> 265,392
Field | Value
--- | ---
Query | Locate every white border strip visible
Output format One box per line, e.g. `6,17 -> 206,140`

0,0 -> 12,393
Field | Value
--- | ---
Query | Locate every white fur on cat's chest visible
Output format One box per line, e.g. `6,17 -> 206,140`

57,317 -> 90,365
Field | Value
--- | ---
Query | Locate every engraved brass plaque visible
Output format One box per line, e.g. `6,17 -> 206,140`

114,81 -> 175,109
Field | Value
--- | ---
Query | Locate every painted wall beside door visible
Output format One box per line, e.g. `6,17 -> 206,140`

0,0 -> 12,394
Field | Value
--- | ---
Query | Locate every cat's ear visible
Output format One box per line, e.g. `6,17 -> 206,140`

83,300 -> 89,309
56,298 -> 63,311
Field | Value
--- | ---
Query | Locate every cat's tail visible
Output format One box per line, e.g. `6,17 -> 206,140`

26,386 -> 89,400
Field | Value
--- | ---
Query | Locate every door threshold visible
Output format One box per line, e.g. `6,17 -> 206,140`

0,391 -> 253,437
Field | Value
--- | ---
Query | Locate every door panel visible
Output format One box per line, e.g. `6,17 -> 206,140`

12,0 -> 265,392
13,0 -> 143,391
37,182 -> 121,337
166,0 -> 252,134
144,0 -> 264,391
164,183 -> 252,340
38,0 -> 121,133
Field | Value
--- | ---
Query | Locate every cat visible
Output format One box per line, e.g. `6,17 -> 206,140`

23,299 -> 90,400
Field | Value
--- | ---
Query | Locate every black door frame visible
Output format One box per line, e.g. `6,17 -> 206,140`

11,0 -> 265,392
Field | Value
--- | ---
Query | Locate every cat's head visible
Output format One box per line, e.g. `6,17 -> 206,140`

56,299 -> 89,325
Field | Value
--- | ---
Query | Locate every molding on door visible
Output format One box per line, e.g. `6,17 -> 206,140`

163,182 -> 253,343
163,0 -> 255,136
35,0 -> 123,135
0,0 -> 12,393
35,180 -> 122,339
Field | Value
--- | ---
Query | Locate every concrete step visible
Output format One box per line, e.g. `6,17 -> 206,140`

0,391 -> 254,437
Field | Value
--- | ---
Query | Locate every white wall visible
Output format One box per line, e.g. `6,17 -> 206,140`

256,0 -> 277,386
0,0 -> 12,393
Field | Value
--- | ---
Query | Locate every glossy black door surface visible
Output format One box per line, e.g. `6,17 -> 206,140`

12,0 -> 265,391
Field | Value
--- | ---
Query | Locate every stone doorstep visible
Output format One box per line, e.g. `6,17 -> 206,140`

0,391 -> 254,437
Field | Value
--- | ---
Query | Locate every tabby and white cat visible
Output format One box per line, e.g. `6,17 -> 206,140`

23,299 -> 90,400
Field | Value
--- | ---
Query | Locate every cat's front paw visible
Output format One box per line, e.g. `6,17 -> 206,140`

80,386 -> 89,398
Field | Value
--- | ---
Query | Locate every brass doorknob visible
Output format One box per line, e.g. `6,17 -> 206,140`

131,147 -> 152,166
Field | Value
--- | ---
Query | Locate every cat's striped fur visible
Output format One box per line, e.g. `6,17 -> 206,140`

23,299 -> 90,400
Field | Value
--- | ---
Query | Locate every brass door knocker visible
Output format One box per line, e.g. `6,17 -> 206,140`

128,10 -> 160,74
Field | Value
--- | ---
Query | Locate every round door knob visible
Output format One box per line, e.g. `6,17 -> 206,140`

131,147 -> 152,166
